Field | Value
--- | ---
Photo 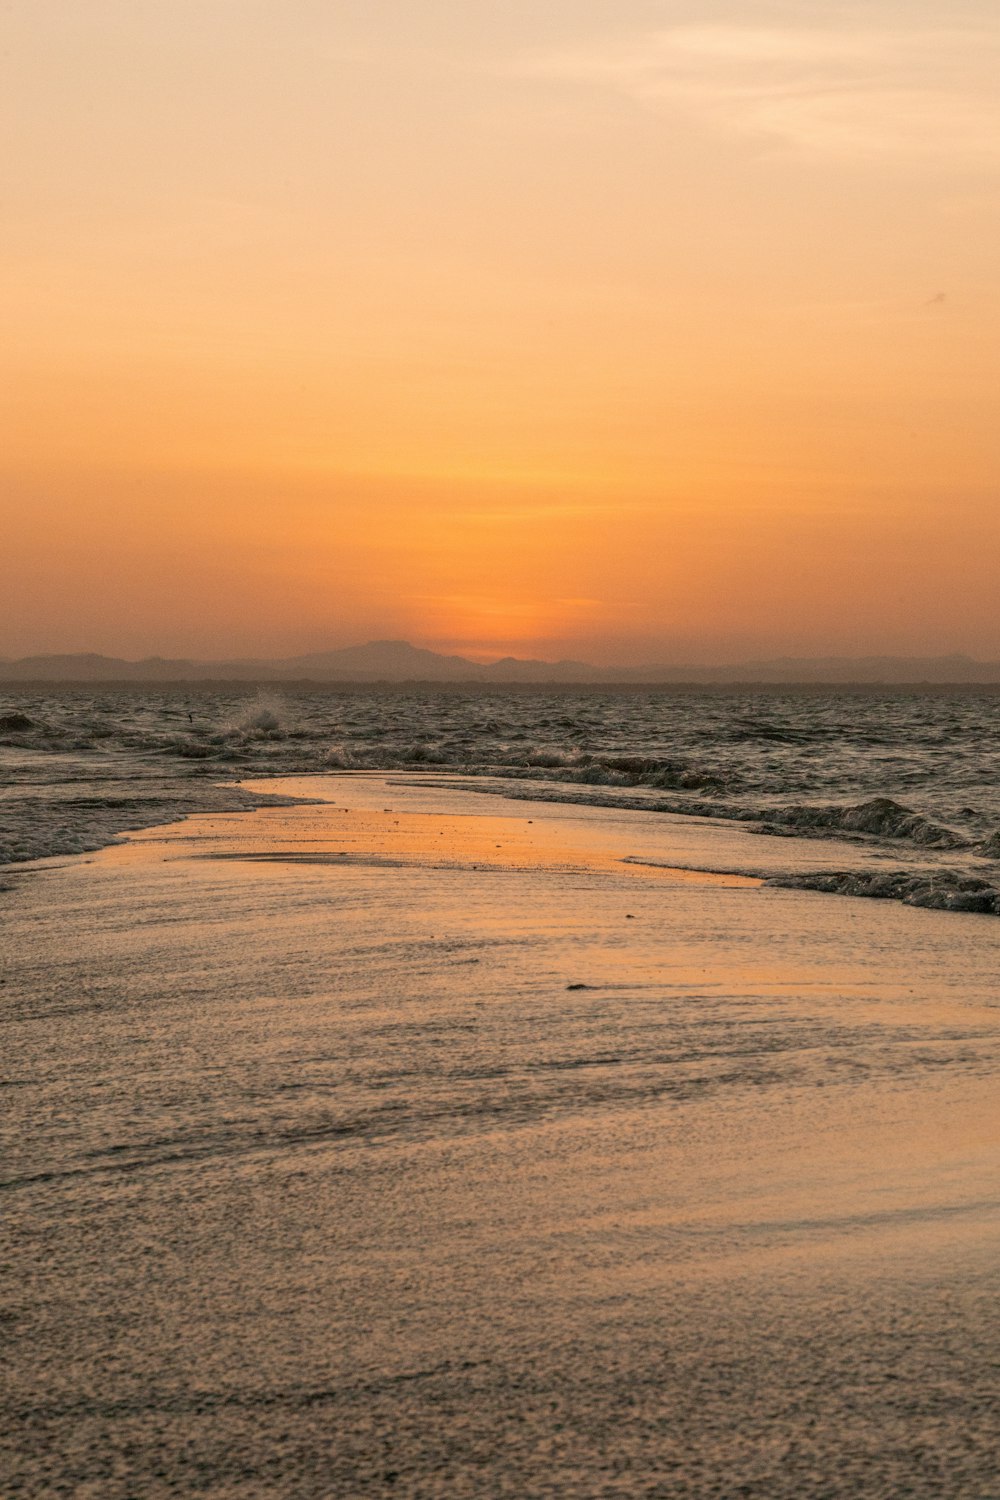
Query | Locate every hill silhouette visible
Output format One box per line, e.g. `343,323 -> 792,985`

3,642 -> 1000,684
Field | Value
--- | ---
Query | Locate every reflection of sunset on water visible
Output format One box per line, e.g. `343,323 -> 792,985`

5,0 -> 1000,1491
6,775 -> 1000,1492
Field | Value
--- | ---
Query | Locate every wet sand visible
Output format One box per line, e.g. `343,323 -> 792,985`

3,773 -> 1000,1497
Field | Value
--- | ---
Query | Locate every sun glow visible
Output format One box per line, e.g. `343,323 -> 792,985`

3,1 -> 999,662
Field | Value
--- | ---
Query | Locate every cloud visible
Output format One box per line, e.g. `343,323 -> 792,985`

513,22 -> 1000,163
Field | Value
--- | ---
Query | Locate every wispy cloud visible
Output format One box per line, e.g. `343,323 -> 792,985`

513,22 -> 1000,162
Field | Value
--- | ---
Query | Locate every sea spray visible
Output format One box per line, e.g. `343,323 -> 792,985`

227,690 -> 292,740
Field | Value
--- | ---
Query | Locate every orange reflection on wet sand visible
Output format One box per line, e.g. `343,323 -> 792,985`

131,798 -> 760,887
6,772 -> 1000,1496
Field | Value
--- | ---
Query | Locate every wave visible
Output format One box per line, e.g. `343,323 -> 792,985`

756,797 -> 969,849
225,691 -> 291,740
768,868 -> 1000,915
722,715 -> 834,744
0,712 -> 36,734
323,742 -> 731,793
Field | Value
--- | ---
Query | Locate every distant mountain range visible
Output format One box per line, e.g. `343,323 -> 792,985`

2,640 -> 1000,685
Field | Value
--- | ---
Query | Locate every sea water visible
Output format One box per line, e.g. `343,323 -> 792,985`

2,684 -> 999,911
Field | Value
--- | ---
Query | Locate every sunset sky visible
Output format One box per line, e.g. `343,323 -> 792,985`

2,1 -> 998,664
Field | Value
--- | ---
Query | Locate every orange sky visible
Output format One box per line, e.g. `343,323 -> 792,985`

2,1 -> 998,664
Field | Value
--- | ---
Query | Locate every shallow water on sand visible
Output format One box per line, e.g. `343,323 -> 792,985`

4,684 -> 1000,917
3,776 -> 1000,1496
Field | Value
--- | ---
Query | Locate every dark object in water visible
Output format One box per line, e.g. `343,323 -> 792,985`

566,982 -> 591,990
0,713 -> 34,732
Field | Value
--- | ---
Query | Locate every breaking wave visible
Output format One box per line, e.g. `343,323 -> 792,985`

757,797 -> 969,849
225,691 -> 292,740
768,867 -> 1000,915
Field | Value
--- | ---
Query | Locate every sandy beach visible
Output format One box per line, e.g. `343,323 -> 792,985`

8,0 -> 1000,1487
4,773 -> 1000,1497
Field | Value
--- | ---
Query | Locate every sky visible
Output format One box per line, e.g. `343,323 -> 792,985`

2,0 -> 998,665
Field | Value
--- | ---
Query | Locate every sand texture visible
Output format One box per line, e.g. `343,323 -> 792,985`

3,774 -> 1000,1497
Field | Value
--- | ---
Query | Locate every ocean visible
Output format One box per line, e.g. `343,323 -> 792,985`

2,683 -> 999,911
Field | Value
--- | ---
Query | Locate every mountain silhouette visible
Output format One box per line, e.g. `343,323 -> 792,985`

2,643 -> 1000,684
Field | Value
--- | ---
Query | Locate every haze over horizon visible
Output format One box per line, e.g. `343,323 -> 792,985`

6,636 -> 1000,688
3,1 -> 998,664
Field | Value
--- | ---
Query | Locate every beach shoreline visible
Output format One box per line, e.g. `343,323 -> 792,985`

4,775 -> 1000,1495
